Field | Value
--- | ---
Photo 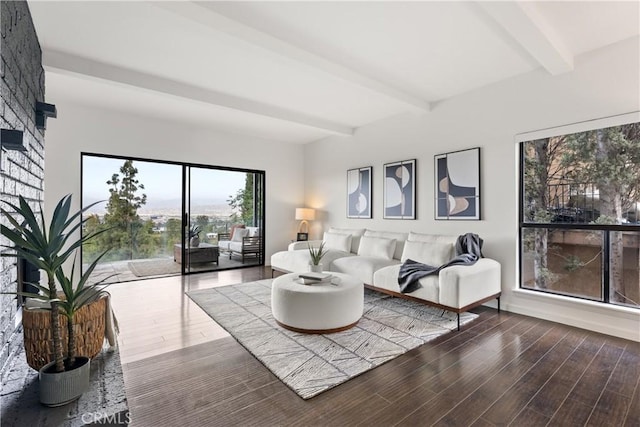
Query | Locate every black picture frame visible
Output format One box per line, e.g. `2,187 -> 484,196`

434,147 -> 481,220
347,166 -> 373,218
296,232 -> 309,241
383,159 -> 416,220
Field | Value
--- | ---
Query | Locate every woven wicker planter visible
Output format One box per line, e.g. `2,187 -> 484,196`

22,297 -> 107,370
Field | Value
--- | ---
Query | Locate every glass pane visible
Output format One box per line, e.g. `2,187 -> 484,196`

186,168 -> 262,273
522,228 -> 603,300
610,231 -> 640,308
82,156 -> 182,283
522,123 -> 640,225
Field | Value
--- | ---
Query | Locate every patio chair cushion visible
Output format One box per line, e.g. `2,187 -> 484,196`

232,228 -> 249,242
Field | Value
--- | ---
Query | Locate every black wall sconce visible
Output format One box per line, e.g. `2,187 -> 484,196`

0,129 -> 26,151
35,101 -> 57,130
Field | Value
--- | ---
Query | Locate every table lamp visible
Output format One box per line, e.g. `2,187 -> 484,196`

295,208 -> 315,241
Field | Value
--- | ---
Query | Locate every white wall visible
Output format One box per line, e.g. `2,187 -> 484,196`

43,102 -> 305,262
303,36 -> 640,341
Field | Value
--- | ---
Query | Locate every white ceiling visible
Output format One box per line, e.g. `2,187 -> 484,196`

28,1 -> 640,144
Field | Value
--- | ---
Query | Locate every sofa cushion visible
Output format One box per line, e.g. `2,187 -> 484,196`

438,259 -> 501,307
401,240 -> 454,265
288,240 -> 322,251
364,230 -> 408,260
323,232 -> 352,252
229,241 -> 243,252
373,264 -> 440,304
331,256 -> 399,285
357,236 -> 396,260
408,232 -> 458,246
271,249 -> 354,273
328,227 -> 365,253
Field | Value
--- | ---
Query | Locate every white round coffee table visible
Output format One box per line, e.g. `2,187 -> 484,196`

271,272 -> 364,334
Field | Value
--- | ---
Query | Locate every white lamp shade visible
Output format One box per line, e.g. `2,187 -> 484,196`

295,208 -> 316,221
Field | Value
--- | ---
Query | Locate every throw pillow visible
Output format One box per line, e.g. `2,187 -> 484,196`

230,224 -> 246,240
401,240 -> 454,265
231,228 -> 249,242
357,236 -> 396,260
364,230 -> 408,260
323,232 -> 352,252
328,227 -> 365,253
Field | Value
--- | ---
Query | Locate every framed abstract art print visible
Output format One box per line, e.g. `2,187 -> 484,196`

347,166 -> 372,218
383,159 -> 416,219
435,147 -> 481,220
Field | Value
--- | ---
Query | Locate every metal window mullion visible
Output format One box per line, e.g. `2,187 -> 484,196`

603,230 -> 610,304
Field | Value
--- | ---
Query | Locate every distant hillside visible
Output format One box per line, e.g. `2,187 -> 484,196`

83,197 -> 233,217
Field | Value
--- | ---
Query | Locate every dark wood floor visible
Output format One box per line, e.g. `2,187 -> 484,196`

111,267 -> 640,427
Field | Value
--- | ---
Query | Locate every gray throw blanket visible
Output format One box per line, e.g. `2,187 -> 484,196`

397,233 -> 484,293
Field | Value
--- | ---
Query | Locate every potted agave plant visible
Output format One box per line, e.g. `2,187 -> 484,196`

308,241 -> 327,273
0,194 -> 111,406
37,251 -> 112,406
188,224 -> 201,247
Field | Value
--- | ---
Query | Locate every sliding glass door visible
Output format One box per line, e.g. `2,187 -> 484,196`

184,166 -> 264,274
81,153 -> 265,283
82,156 -> 183,283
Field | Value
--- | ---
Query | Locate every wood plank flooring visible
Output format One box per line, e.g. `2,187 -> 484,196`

109,267 -> 640,426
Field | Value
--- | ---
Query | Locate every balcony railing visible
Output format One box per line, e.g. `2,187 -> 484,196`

527,182 -> 640,224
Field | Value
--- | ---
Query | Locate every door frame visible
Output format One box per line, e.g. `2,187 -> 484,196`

80,152 -> 266,279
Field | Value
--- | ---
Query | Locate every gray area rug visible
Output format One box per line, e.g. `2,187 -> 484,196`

128,258 -> 182,277
188,279 -> 478,399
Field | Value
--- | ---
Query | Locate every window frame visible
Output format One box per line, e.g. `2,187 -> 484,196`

516,112 -> 640,308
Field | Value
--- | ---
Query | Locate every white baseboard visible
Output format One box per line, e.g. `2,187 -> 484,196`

503,289 -> 640,342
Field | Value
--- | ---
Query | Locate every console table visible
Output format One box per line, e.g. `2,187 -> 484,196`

173,243 -> 219,265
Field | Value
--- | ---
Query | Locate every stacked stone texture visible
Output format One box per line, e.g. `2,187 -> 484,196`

0,1 -> 46,374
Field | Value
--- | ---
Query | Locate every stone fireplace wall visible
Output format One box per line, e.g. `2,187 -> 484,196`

0,1 -> 46,373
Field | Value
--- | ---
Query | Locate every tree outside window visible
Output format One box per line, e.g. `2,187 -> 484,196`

521,122 -> 640,308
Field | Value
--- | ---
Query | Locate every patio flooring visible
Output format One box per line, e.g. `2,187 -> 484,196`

88,255 -> 260,284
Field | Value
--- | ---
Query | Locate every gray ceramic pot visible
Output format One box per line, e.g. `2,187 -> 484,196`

39,356 -> 90,407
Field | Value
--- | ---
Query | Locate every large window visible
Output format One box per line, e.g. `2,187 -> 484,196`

519,118 -> 640,309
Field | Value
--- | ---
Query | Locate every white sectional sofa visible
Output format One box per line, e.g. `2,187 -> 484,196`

270,227 -> 501,329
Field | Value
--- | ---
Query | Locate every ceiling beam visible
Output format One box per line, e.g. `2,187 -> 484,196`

153,1 -> 430,113
478,1 -> 573,75
43,50 -> 354,136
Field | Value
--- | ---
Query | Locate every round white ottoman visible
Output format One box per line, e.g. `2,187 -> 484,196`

271,272 -> 364,333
